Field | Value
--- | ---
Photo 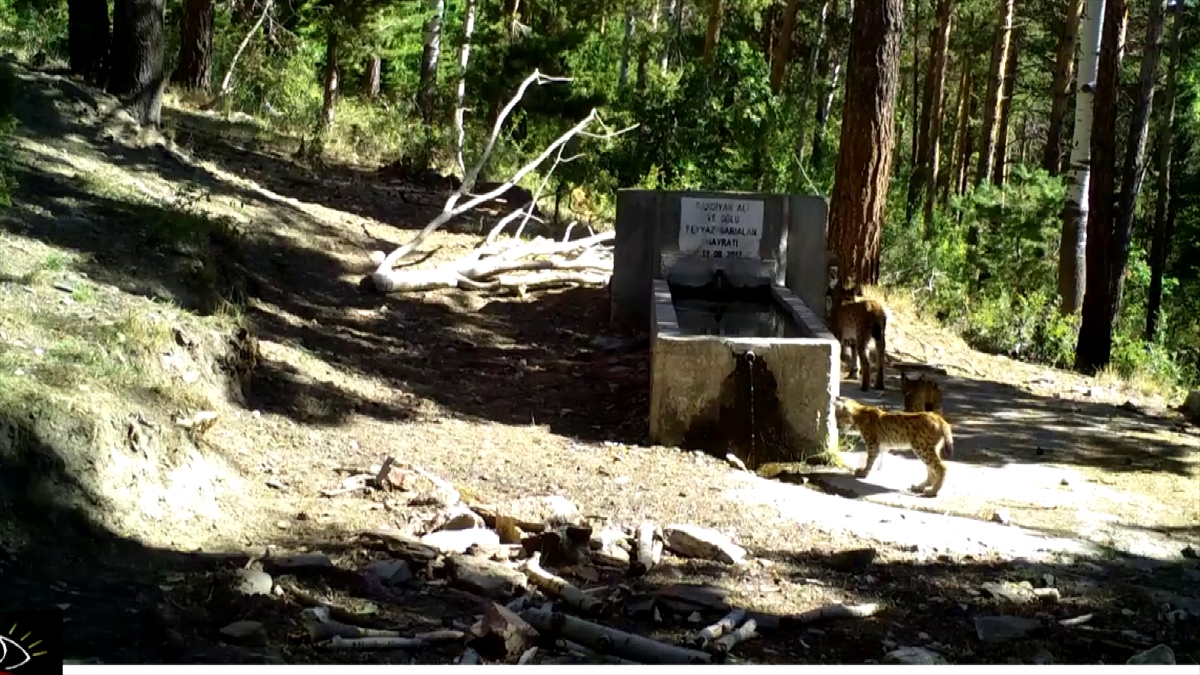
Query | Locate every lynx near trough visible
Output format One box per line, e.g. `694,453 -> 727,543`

829,285 -> 889,392
833,397 -> 954,498
901,371 -> 944,416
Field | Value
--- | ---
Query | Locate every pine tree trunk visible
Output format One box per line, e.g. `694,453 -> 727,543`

418,0 -> 445,123
973,0 -> 1016,187
637,1 -> 659,91
908,0 -> 953,230
68,0 -> 111,86
992,27 -> 1020,187
173,0 -> 214,91
828,0 -> 904,288
702,0 -> 724,63
366,57 -> 381,98
1056,0 -> 1106,315
1077,0 -> 1164,373
769,0 -> 803,93
909,0 -> 922,168
955,95 -> 975,198
1146,1 -> 1183,342
107,0 -> 165,126
796,0 -> 834,164
966,0 -> 1015,282
1072,0 -> 1126,373
921,1 -> 953,234
321,27 -> 340,131
940,54 -> 970,204
1043,0 -> 1083,175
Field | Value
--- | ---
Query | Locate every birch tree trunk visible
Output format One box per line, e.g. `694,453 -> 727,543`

1073,0 -> 1126,372
619,6 -> 635,88
1043,0 -> 1083,175
1056,0 -> 1106,315
418,0 -> 446,123
1077,0 -> 1164,372
453,0 -> 477,176
659,0 -> 676,72
320,26 -> 339,130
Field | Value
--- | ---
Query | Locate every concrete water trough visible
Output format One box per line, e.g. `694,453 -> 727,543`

608,189 -> 840,469
648,269 -> 840,470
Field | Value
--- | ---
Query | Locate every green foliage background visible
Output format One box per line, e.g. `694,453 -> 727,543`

0,0 -> 1197,392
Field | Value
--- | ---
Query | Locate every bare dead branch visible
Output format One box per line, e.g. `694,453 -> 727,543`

210,0 -> 274,104
692,608 -> 746,650
520,606 -> 712,665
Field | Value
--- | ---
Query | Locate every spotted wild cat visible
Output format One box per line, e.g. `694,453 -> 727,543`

833,397 -> 954,498
829,285 -> 889,392
901,371 -> 944,416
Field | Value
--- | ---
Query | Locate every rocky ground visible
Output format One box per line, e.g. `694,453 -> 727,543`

0,58 -> 1195,667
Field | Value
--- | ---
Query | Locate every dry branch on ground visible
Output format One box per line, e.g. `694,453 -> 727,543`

366,70 -> 635,296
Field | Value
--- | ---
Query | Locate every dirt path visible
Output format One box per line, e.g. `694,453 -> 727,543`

0,61 -> 1196,666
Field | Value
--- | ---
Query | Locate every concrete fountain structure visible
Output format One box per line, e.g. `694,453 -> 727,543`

610,190 -> 839,470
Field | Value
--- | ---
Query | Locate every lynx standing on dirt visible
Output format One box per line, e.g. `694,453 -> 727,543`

833,398 -> 954,498
830,285 -> 889,391
901,372 -> 944,416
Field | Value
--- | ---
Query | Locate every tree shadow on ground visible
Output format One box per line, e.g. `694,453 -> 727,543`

1,60 -> 648,445
738,546 -> 1200,665
838,369 -> 1197,478
160,105 -> 501,239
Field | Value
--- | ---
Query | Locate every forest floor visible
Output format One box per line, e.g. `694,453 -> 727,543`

0,59 -> 1197,667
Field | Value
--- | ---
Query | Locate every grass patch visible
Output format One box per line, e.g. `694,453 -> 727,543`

0,291 -> 226,415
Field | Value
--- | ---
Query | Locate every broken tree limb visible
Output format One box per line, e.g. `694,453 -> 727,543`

521,605 -> 712,665
788,602 -> 882,624
319,630 -> 465,651
209,0 -> 274,105
629,521 -> 662,577
692,608 -> 746,650
370,70 -> 636,292
365,233 -> 614,294
559,639 -> 639,665
519,552 -> 603,615
374,70 -> 578,274
298,606 -> 398,642
712,618 -> 757,654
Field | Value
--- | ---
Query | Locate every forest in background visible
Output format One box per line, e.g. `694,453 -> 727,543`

0,0 -> 1197,394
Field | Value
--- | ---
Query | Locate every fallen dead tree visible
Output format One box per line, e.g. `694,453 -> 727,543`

367,70 -> 635,295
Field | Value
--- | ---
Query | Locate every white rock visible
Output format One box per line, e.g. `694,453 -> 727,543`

421,528 -> 501,554
436,505 -> 486,532
883,647 -> 947,665
662,524 -> 747,565
1127,644 -> 1175,665
500,495 -> 582,527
